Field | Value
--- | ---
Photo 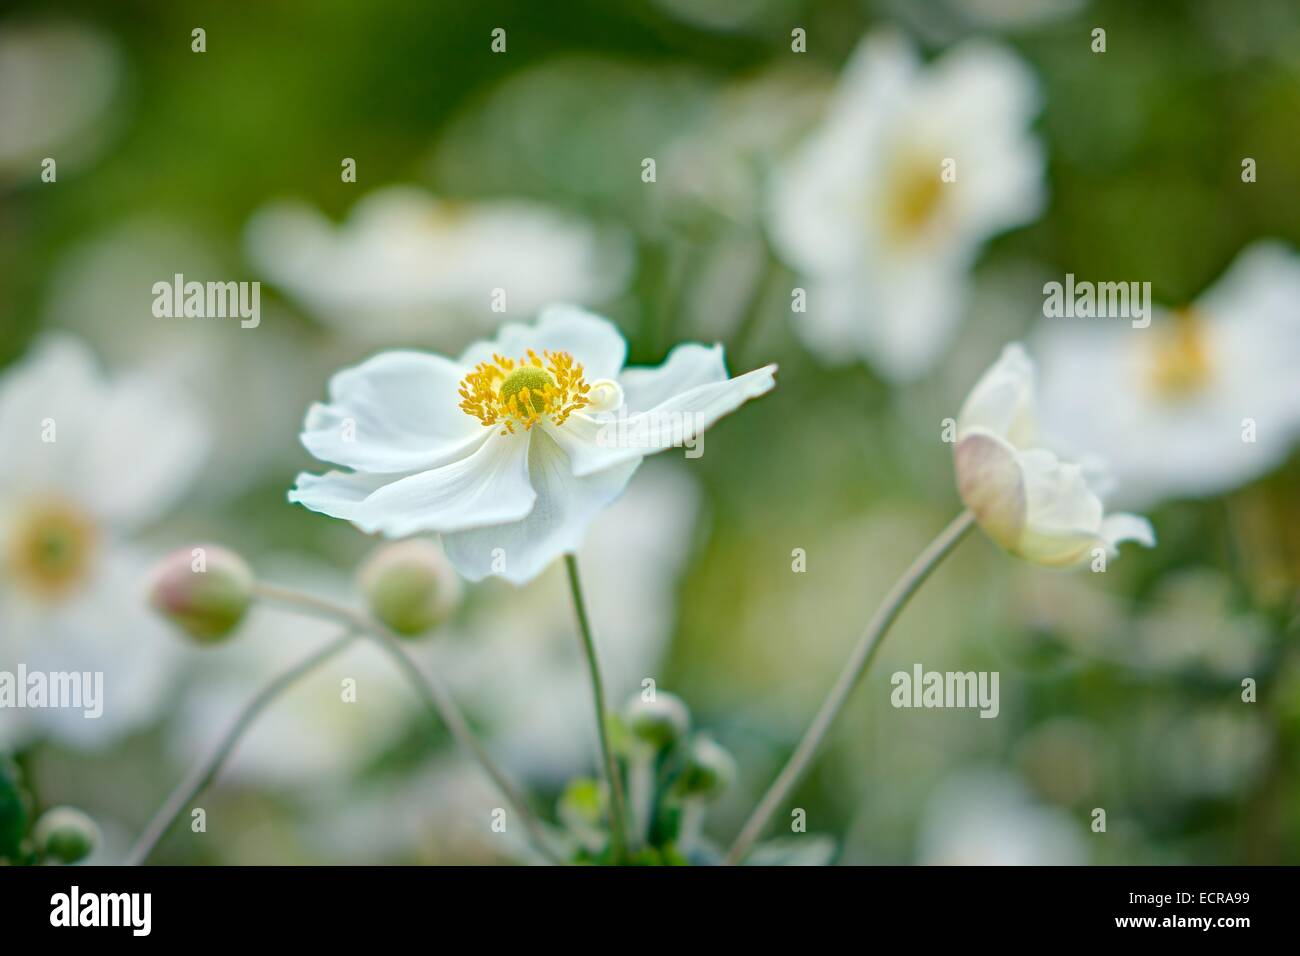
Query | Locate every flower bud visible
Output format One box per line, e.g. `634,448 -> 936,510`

148,545 -> 254,643
34,806 -> 99,864
358,539 -> 462,637
624,691 -> 690,751
676,735 -> 736,800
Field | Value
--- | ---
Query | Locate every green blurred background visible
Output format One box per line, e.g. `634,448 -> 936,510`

2,0 -> 1299,864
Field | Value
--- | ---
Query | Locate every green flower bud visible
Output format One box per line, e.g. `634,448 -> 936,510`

34,806 -> 99,864
623,691 -> 690,751
148,545 -> 254,643
358,540 -> 462,637
676,735 -> 736,800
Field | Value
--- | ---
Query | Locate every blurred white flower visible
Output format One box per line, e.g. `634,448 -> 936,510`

0,335 -> 207,748
245,186 -> 633,347
290,305 -> 774,584
301,755 -> 537,864
955,343 -> 1154,568
768,32 -> 1044,380
917,768 -> 1087,865
658,65 -> 829,225
1035,242 -> 1300,508
0,21 -> 120,184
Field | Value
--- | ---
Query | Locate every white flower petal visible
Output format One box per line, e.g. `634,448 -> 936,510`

767,31 -> 918,277
1100,512 -> 1156,552
441,430 -> 640,585
0,334 -> 101,497
288,469 -> 398,522
354,430 -> 536,537
551,363 -> 777,477
302,350 -> 485,472
1019,448 -> 1103,535
954,431 -> 1025,551
853,259 -> 968,381
457,304 -> 627,381
618,343 -> 727,413
80,372 -> 208,530
1012,526 -> 1104,569
957,343 -> 1038,447
0,544 -> 181,750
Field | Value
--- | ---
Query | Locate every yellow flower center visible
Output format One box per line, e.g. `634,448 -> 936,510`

8,499 -> 99,600
459,349 -> 592,434
1146,309 -> 1214,399
883,154 -> 946,243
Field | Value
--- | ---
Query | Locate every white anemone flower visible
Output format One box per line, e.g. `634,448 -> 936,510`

245,186 -> 633,346
0,335 -> 207,749
1034,241 -> 1300,509
954,343 -> 1154,568
290,306 -> 775,584
768,31 -> 1044,380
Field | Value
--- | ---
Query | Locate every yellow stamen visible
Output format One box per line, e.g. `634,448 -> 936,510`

459,349 -> 592,434
8,499 -> 99,600
883,155 -> 946,242
1147,309 -> 1213,399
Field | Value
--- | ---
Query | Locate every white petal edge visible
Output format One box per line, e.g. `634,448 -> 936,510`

301,350 -> 485,473
353,429 -> 536,537
956,343 -> 1038,448
289,469 -> 398,522
441,429 -> 641,585
456,304 -> 628,382
1099,513 -> 1156,553
551,363 -> 777,477
618,343 -> 728,413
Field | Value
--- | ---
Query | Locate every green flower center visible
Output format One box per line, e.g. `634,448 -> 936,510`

499,366 -> 554,414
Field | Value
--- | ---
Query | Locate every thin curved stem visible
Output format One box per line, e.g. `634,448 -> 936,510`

724,510 -> 976,865
563,553 -> 630,864
125,628 -> 359,865
251,582 -> 564,866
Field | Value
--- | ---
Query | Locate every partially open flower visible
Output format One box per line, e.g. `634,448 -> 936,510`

148,545 -> 254,642
34,806 -> 99,864
358,539 -> 462,637
954,344 -> 1155,568
676,735 -> 736,800
624,691 -> 690,752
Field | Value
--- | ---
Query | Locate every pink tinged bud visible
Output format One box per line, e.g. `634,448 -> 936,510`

358,539 -> 462,638
148,545 -> 254,643
954,432 -> 1025,551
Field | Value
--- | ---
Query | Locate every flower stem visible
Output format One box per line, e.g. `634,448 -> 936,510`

250,582 -> 565,866
723,510 -> 976,865
125,628 -> 359,865
563,553 -> 630,864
